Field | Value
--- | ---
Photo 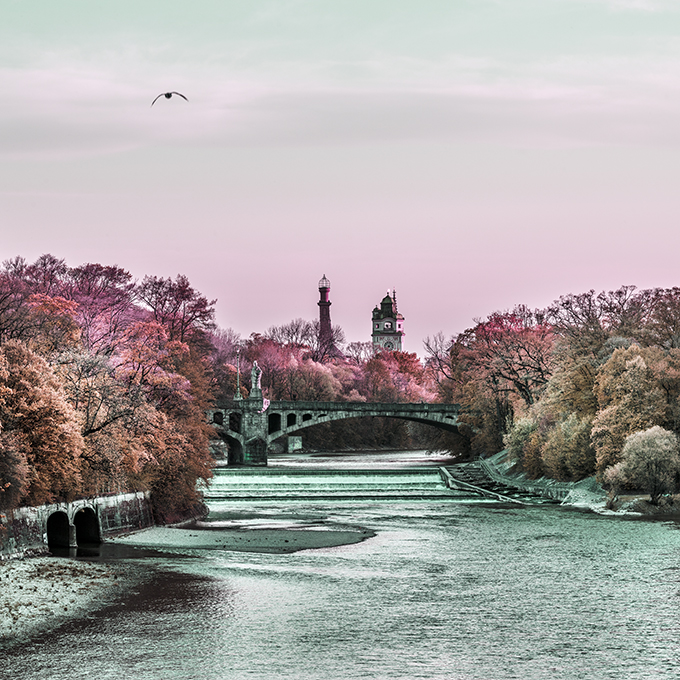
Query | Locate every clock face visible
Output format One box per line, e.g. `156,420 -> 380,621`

384,341 -> 394,350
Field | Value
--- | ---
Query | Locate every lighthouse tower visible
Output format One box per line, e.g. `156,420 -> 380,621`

318,274 -> 333,348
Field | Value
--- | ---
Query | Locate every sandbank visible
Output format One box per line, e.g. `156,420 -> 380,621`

112,519 -> 376,554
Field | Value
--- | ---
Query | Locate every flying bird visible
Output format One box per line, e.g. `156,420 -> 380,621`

151,91 -> 188,107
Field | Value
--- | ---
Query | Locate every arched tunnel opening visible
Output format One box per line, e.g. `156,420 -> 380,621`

74,507 -> 101,545
227,437 -> 244,465
46,511 -> 71,550
268,412 -> 282,434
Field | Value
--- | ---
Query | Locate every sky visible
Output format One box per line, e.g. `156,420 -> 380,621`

2,1 -> 680,354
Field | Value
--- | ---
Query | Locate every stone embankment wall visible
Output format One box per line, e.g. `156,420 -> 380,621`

481,451 -> 607,507
0,492 -> 154,560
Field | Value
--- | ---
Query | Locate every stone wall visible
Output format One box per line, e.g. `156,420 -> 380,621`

0,492 -> 154,560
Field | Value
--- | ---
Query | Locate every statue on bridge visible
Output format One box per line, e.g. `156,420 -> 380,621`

251,361 -> 262,391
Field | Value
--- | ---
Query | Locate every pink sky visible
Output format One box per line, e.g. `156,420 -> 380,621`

2,1 -> 680,352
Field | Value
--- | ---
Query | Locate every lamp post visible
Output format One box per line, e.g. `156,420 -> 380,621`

234,347 -> 242,401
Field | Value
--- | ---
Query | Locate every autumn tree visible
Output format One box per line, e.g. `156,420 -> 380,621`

65,263 -> 137,355
136,274 -> 217,348
0,259 -> 34,344
0,429 -> 30,510
25,293 -> 81,355
0,341 -> 83,505
642,288 -> 680,349
605,426 -> 680,504
591,346 -> 666,476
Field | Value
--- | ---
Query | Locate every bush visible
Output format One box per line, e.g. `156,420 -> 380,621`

605,426 -> 680,504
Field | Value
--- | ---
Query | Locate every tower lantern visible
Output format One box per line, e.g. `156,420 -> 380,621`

318,274 -> 332,347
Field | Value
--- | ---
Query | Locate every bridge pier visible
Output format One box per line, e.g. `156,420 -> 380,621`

226,393 -> 271,466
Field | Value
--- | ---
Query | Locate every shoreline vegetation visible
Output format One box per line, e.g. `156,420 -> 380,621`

4,257 -> 680,644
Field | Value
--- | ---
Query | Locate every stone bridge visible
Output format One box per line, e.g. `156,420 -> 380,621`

208,393 -> 460,466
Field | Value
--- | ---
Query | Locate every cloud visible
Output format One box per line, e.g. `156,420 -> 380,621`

2,23 -> 680,160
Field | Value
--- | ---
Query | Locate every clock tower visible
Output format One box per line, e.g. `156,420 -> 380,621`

371,289 -> 404,351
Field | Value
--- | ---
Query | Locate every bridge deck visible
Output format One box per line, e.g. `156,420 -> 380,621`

217,400 -> 460,413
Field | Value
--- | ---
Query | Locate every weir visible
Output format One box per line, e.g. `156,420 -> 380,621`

203,460 -> 562,504
204,467 -> 461,501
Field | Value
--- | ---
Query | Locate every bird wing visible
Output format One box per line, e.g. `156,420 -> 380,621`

150,93 -> 164,107
170,92 -> 189,101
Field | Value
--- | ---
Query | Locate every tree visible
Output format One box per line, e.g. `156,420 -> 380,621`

306,319 -> 345,363
0,259 -> 34,344
265,318 -> 345,364
605,426 -> 680,504
0,341 -> 83,505
591,346 -> 666,475
541,413 -> 596,481
0,430 -> 30,510
265,318 -> 313,347
466,308 -> 555,408
345,341 -> 374,366
65,262 -> 137,355
25,293 -> 81,355
642,287 -> 680,349
423,332 -> 455,386
208,327 -> 242,402
136,274 -> 216,348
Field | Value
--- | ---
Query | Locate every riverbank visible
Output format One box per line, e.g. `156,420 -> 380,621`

0,514 -> 374,645
481,450 -> 680,518
0,555 -> 138,644
605,493 -> 680,517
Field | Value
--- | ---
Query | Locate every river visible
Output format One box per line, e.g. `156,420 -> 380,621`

3,451 -> 680,679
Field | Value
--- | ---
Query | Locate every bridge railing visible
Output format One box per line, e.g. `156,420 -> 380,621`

217,400 -> 460,413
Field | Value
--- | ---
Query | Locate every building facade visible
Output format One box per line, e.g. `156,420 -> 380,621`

371,290 -> 404,351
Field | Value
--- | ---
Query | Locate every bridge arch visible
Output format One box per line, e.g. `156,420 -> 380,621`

267,410 -> 460,443
212,427 -> 244,465
209,400 -> 460,465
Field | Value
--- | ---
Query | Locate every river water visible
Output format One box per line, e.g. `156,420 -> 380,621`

4,451 -> 680,680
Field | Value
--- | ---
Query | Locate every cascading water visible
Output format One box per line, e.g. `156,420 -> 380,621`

203,467 -> 460,501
